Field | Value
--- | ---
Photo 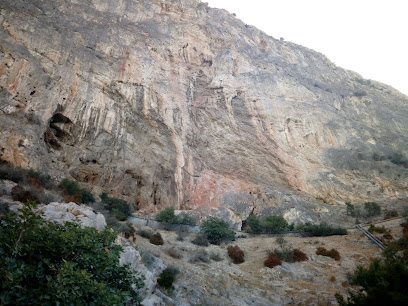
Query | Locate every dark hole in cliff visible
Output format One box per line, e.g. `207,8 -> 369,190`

241,219 -> 247,231
43,113 -> 73,150
30,90 -> 35,96
51,113 -> 72,124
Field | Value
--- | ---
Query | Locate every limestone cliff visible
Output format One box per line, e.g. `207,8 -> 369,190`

1,0 -> 407,222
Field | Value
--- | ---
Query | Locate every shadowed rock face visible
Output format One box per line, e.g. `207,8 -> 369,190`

0,0 -> 407,222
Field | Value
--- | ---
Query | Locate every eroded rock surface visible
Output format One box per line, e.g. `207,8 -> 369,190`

1,0 -> 407,224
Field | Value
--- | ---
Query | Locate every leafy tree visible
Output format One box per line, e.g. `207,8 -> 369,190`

156,207 -> 179,224
201,217 -> 235,244
245,215 -> 263,234
0,202 -> 143,305
262,215 -> 289,234
156,208 -> 196,226
336,257 -> 408,305
100,192 -> 132,221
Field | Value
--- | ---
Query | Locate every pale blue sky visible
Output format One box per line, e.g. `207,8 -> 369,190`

206,0 -> 408,96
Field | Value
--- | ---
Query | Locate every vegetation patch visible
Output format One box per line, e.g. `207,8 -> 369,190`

296,222 -> 347,236
149,232 -> 164,245
191,233 -> 209,246
156,207 -> 196,226
0,201 -> 143,305
200,217 -> 235,244
316,246 -> 341,261
227,245 -> 245,264
264,253 -> 282,268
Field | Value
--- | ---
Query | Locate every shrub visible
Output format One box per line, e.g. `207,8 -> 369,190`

178,213 -> 196,226
316,247 -> 341,261
101,192 -> 133,221
189,248 -> 210,263
345,202 -> 355,216
264,253 -> 282,268
11,184 -> 39,203
149,232 -> 164,245
335,257 -> 408,305
201,217 -> 235,244
138,229 -> 154,239
227,245 -> 245,264
0,162 -> 26,183
81,189 -> 95,204
368,224 -> 387,234
246,215 -> 263,234
384,209 -> 398,219
364,202 -> 381,217
192,233 -> 209,246
293,249 -> 308,262
0,201 -> 143,305
156,207 -> 179,224
274,249 -> 294,262
297,222 -> 347,236
166,247 -> 183,259
157,266 -> 179,295
157,268 -> 177,290
262,215 -> 289,234
156,208 -> 196,226
59,178 -> 95,205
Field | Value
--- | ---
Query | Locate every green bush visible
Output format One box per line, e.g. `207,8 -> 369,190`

156,207 -> 179,224
59,178 -> 95,204
335,257 -> 408,305
100,192 -> 132,221
0,202 -> 143,305
364,202 -> 382,217
81,189 -> 95,204
156,208 -> 196,226
157,266 -> 179,290
0,162 -> 53,189
368,224 -> 387,234
138,229 -> 154,239
245,214 -> 291,234
262,215 -> 289,234
296,222 -> 347,236
245,215 -> 263,234
200,217 -> 235,244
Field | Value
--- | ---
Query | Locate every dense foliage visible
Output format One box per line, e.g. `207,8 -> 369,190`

227,245 -> 245,264
336,257 -> 408,305
100,192 -> 132,221
156,207 -> 196,226
295,222 -> 347,236
0,202 -> 143,305
200,217 -> 235,244
0,162 -> 53,189
59,178 -> 95,204
245,214 -> 292,234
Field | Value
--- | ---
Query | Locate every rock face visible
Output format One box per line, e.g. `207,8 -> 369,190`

0,0 -> 407,222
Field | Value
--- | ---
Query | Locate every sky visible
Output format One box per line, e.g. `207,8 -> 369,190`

206,0 -> 408,96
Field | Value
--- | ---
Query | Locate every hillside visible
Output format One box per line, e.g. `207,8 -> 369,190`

0,0 -> 407,227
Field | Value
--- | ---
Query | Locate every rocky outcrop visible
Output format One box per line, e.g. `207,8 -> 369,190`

39,202 -> 107,230
0,0 -> 407,223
